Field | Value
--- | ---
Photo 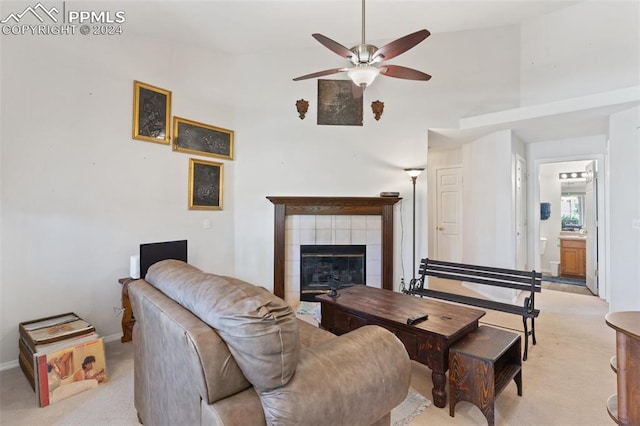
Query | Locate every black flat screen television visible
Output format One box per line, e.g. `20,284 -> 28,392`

139,240 -> 188,278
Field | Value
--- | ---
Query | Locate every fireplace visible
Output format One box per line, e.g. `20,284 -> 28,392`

266,196 -> 402,300
300,245 -> 366,301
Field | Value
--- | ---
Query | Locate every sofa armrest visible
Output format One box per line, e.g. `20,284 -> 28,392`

130,280 -> 253,425
259,325 -> 411,425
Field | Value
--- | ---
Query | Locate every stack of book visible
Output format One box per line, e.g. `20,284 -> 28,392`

18,313 -> 107,407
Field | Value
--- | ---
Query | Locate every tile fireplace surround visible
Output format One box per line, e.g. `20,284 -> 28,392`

288,215 -> 380,303
267,196 -> 402,302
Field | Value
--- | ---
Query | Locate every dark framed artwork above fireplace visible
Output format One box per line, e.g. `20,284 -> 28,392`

266,196 -> 402,299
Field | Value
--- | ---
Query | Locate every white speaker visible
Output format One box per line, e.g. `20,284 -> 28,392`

130,255 -> 140,279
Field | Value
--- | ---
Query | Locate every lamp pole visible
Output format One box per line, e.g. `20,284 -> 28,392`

404,168 -> 424,283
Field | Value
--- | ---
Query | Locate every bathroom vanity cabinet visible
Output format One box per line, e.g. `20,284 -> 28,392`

560,238 -> 586,278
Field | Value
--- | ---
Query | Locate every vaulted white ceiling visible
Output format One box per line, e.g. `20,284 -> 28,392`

113,0 -> 637,146
119,0 -> 581,54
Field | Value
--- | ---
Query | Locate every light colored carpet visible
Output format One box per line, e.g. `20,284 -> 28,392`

407,278 -> 615,426
0,281 -> 615,425
0,339 -> 137,426
0,339 -> 429,425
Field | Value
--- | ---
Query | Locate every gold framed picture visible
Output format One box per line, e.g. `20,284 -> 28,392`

173,116 -> 234,160
188,158 -> 223,210
132,81 -> 172,144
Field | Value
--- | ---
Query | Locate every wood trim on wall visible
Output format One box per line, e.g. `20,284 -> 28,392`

266,196 -> 402,299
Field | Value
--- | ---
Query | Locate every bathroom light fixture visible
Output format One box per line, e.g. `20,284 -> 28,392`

559,171 -> 587,180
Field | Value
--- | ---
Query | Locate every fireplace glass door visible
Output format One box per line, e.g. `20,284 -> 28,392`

300,245 -> 366,301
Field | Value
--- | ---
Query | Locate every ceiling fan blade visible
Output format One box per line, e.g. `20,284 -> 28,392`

312,33 -> 354,59
380,65 -> 431,81
293,68 -> 348,81
371,29 -> 430,63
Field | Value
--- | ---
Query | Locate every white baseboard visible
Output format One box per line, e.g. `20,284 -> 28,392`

102,332 -> 124,343
0,359 -> 19,372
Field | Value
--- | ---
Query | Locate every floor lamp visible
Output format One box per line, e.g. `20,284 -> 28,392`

404,168 -> 424,285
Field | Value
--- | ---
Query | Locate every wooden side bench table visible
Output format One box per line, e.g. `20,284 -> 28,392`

118,277 -> 136,343
449,325 -> 523,426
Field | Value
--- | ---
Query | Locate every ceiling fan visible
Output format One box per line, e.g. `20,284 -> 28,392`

293,0 -> 432,89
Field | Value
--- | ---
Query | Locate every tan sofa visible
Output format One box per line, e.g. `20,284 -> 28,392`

128,260 -> 411,426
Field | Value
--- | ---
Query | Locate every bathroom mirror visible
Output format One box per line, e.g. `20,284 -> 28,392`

561,181 -> 585,231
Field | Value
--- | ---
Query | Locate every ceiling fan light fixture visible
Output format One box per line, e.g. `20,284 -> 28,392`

347,65 -> 379,88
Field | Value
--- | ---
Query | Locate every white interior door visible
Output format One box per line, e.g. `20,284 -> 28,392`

436,167 -> 462,262
516,156 -> 528,270
585,160 -> 598,295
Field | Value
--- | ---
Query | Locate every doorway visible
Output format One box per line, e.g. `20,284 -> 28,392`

536,159 -> 601,296
434,166 -> 462,262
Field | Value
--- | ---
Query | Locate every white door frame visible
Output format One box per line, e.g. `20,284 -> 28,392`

515,154 -> 528,270
531,154 -> 607,300
584,160 -> 598,294
434,166 -> 463,262
429,164 -> 463,262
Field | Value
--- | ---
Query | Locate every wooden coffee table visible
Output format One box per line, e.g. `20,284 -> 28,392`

317,285 -> 485,408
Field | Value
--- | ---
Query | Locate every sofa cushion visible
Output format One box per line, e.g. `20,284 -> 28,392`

145,259 -> 299,391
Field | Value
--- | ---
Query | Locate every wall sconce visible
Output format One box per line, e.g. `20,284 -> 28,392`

295,99 -> 309,120
371,100 -> 384,121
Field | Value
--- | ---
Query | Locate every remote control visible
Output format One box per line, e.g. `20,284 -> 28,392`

406,313 -> 429,325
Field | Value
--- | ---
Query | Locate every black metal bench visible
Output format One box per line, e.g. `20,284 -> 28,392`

404,258 -> 541,360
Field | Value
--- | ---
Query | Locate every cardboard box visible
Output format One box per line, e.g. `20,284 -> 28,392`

19,313 -> 95,351
18,313 -> 96,392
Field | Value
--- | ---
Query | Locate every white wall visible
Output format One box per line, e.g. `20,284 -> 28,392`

0,33 -> 237,364
228,25 -> 522,292
462,130 -> 515,267
520,0 -> 640,105
539,163 -> 564,271
608,106 -> 640,311
461,130 -> 519,303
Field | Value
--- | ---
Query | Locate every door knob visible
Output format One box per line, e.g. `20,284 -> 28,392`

437,226 -> 444,231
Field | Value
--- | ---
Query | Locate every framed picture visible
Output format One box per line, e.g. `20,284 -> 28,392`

132,81 -> 172,144
188,158 -> 223,210
173,117 -> 234,160
317,79 -> 363,126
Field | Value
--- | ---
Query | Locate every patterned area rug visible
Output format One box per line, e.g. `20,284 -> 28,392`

391,389 -> 431,426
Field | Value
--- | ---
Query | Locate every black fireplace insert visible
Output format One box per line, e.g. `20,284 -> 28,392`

300,245 -> 366,301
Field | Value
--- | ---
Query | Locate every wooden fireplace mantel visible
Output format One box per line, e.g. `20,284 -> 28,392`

266,196 -> 402,299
